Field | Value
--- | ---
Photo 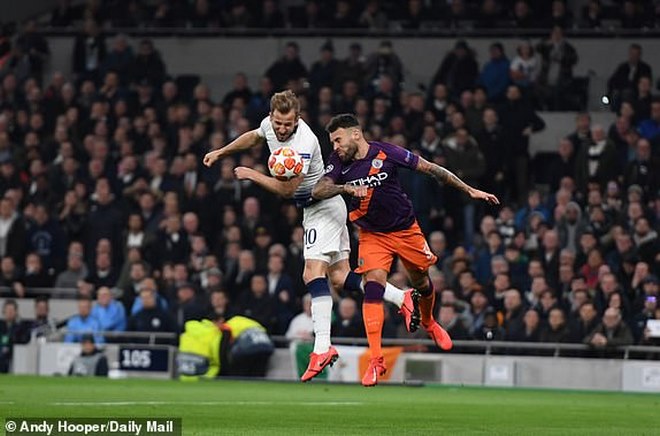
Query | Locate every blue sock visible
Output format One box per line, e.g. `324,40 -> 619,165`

343,271 -> 363,297
307,277 -> 331,298
363,281 -> 385,303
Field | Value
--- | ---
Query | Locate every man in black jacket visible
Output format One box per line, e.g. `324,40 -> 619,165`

498,85 -> 545,204
608,44 -> 652,111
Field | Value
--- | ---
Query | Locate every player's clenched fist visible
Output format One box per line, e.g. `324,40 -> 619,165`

203,150 -> 221,167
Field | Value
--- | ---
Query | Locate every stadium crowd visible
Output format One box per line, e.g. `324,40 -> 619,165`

44,0 -> 660,32
0,9 -> 659,373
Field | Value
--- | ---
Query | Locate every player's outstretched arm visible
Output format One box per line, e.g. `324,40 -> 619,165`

234,166 -> 304,199
416,156 -> 500,205
202,129 -> 264,167
312,176 -> 367,200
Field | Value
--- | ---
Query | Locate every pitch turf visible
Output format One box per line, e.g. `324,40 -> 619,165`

1,375 -> 659,435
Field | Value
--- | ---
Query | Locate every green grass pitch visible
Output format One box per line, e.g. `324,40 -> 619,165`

1,375 -> 659,435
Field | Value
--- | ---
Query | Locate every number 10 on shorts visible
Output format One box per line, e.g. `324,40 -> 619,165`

304,228 -> 317,247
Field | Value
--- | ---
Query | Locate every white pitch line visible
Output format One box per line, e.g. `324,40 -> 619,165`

0,401 -> 14,404
52,401 -> 363,407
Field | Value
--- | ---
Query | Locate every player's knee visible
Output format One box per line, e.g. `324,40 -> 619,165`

303,261 -> 327,284
364,269 -> 388,284
328,268 -> 349,291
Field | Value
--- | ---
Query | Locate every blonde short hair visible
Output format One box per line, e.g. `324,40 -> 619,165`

270,90 -> 300,115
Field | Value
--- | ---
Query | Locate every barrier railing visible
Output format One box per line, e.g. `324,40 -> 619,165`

48,329 -> 178,346
0,286 -> 79,298
271,336 -> 660,360
44,331 -> 659,359
35,27 -> 660,38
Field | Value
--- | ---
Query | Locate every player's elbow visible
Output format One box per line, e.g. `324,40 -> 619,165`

311,184 -> 325,200
281,188 -> 295,199
280,183 -> 297,199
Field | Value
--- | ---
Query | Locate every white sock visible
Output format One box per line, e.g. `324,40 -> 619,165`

311,295 -> 333,353
383,282 -> 405,308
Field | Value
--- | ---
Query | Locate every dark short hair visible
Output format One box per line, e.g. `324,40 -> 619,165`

325,113 -> 360,133
3,299 -> 17,310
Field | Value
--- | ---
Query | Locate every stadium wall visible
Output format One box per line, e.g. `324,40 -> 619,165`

14,343 -> 660,393
43,36 -> 660,105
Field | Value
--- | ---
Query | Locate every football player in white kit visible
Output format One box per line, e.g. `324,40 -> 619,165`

203,91 -> 418,381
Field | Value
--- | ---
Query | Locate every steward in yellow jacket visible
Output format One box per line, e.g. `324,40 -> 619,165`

177,315 -> 274,380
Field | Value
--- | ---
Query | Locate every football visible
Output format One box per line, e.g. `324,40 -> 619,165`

267,147 -> 304,180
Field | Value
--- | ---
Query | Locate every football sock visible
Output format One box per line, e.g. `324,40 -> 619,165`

344,271 -> 405,308
308,277 -> 333,354
419,278 -> 435,326
384,282 -> 405,308
363,281 -> 385,358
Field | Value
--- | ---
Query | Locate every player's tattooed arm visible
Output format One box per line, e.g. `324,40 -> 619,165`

312,177 -> 367,200
416,156 -> 500,205
416,156 -> 472,194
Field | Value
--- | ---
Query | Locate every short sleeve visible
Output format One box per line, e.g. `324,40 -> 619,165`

256,117 -> 269,138
380,142 -> 418,170
296,127 -> 320,176
323,152 -> 343,183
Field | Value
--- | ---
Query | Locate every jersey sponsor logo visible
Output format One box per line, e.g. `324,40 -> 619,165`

346,172 -> 388,187
341,167 -> 351,175
371,158 -> 383,169
324,164 -> 334,174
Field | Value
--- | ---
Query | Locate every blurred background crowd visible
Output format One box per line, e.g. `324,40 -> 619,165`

0,0 -> 659,375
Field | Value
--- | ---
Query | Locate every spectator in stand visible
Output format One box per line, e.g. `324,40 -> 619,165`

536,26 -> 578,110
0,299 -> 31,373
508,308 -> 541,342
498,85 -> 545,204
332,297 -> 365,338
438,303 -> 470,340
285,293 -> 314,341
575,125 -> 618,196
72,19 -> 106,86
638,98 -> 660,144
584,307 -> 634,352
91,286 -> 126,334
30,296 -> 57,337
0,196 -> 27,265
567,112 -> 592,155
265,42 -> 307,92
540,307 -> 571,343
222,72 -> 253,112
64,295 -> 104,344
127,285 -> 177,341
236,274 -> 277,334
431,40 -> 478,100
130,39 -> 166,88
478,42 -> 510,103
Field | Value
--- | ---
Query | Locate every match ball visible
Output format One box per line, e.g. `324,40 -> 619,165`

268,147 -> 304,180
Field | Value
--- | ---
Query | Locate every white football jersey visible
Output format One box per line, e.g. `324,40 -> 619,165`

257,117 -> 325,207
